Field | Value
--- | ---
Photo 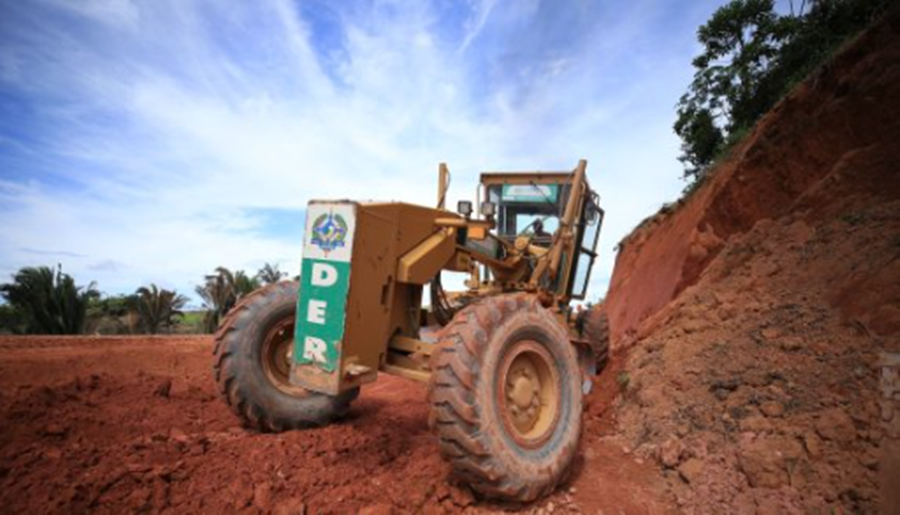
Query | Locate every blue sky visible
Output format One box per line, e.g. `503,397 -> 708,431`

0,0 -> 734,305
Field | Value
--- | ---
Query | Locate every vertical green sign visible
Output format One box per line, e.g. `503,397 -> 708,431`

294,203 -> 355,374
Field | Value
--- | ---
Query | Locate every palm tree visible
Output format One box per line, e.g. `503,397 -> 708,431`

133,284 -> 188,334
0,265 -> 99,334
234,270 -> 261,297
196,267 -> 234,333
256,263 -> 286,285
196,267 -> 260,333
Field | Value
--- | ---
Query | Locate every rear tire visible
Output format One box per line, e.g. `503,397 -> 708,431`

582,309 -> 610,372
427,294 -> 583,501
213,280 -> 358,432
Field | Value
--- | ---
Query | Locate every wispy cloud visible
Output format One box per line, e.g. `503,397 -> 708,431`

0,0 -> 724,302
18,248 -> 85,259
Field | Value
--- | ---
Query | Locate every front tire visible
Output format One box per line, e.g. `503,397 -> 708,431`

427,294 -> 583,501
213,281 -> 358,432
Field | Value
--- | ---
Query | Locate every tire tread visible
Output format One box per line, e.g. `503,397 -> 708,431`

212,280 -> 357,432
427,293 -> 579,502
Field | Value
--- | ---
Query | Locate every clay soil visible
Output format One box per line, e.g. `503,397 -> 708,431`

0,335 -> 669,515
599,7 -> 900,515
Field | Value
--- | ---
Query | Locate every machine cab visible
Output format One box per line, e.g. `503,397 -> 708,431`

479,172 -> 604,300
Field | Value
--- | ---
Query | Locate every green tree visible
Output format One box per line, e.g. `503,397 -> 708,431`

675,0 -> 889,185
0,304 -> 25,334
196,267 -> 260,333
0,265 -> 99,334
133,284 -> 188,334
256,263 -> 286,285
234,270 -> 261,297
86,293 -> 140,335
675,0 -> 785,181
88,293 -> 139,319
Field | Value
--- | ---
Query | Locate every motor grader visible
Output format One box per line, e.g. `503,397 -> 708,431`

213,159 -> 607,502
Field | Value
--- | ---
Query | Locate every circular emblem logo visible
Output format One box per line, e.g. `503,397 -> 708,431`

310,212 -> 348,253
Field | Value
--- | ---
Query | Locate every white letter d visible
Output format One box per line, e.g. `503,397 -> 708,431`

311,262 -> 338,287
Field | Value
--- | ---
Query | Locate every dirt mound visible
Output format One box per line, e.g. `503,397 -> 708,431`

599,8 -> 900,514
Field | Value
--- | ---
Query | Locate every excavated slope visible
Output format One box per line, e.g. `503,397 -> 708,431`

599,8 -> 900,514
606,8 -> 900,348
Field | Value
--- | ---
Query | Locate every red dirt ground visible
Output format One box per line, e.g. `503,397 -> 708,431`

0,335 -> 669,515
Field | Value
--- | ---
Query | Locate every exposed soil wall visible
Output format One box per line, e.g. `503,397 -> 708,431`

597,8 -> 900,514
605,8 -> 900,348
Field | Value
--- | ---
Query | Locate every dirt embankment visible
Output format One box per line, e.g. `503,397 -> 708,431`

606,8 -> 900,348
597,8 -> 900,514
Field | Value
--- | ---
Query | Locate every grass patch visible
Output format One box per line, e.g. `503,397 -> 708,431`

616,371 -> 631,393
175,310 -> 207,334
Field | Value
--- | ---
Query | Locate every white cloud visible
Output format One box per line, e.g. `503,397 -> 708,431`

0,0 -> 717,305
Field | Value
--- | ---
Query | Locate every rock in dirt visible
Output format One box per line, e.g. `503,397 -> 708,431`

659,438 -> 685,468
677,458 -> 704,484
802,432 -> 823,458
253,482 -> 273,511
448,485 -> 475,507
42,447 -> 62,459
815,407 -> 856,443
169,428 -> 190,445
42,423 -> 68,438
759,401 -> 785,418
359,503 -> 395,515
154,379 -> 173,398
738,437 -> 804,488
273,498 -> 306,515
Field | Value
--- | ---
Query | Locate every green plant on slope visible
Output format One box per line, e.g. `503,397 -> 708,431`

675,0 -> 889,187
675,0 -> 786,182
0,265 -> 99,334
133,284 -> 188,334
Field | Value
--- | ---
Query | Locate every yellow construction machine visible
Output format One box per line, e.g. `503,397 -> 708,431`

213,160 -> 608,501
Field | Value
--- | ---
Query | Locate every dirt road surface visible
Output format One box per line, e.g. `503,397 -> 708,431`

0,335 -> 667,514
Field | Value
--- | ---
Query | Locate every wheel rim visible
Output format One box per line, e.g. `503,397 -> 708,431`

261,316 -> 307,395
497,339 -> 561,448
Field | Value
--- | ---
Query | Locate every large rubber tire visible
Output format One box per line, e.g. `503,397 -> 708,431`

427,294 -> 583,501
582,309 -> 610,372
213,280 -> 358,432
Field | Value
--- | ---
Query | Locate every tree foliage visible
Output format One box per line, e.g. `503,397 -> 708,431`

133,284 -> 188,334
85,293 -> 140,335
196,267 -> 260,333
88,294 -> 138,319
256,263 -> 286,285
0,304 -> 25,335
0,265 -> 99,334
675,0 -> 889,184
